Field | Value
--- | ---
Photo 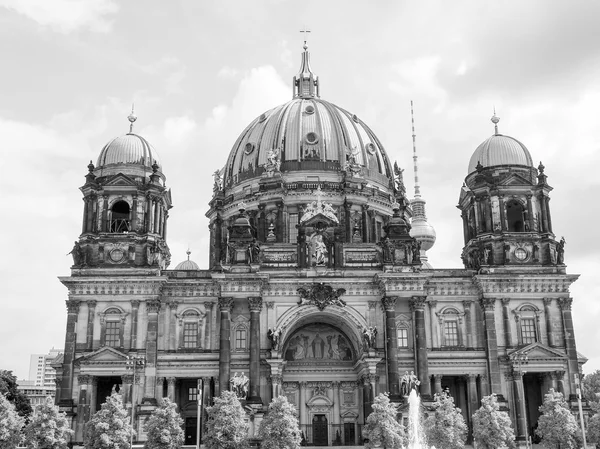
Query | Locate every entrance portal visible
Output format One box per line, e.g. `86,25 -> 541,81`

313,414 -> 328,446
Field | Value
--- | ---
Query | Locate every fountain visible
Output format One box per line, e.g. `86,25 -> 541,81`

405,389 -> 435,449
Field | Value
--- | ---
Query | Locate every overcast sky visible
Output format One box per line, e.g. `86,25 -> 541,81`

1,0 -> 599,380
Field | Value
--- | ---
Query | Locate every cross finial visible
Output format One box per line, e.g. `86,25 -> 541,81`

300,26 -> 311,50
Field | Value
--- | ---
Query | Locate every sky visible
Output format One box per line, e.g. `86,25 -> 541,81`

0,0 -> 599,380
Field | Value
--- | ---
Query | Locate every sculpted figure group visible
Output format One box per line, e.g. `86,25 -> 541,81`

229,372 -> 249,399
400,370 -> 420,396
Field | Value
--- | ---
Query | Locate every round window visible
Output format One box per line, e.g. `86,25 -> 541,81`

305,105 -> 315,114
306,132 -> 319,144
258,113 -> 267,122
365,143 -> 376,155
514,247 -> 528,261
244,142 -> 255,155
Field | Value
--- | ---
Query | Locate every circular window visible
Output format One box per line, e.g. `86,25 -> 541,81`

514,247 -> 528,261
258,113 -> 267,122
109,248 -> 126,263
352,114 -> 359,122
365,143 -> 376,155
244,142 -> 255,155
305,132 -> 319,144
305,105 -> 315,114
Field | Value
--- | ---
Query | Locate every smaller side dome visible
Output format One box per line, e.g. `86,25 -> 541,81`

467,114 -> 533,174
97,133 -> 161,169
175,250 -> 199,270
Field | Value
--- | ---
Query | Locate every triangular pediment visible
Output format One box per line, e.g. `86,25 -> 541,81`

307,394 -> 333,407
104,173 -> 138,187
509,342 -> 567,360
301,212 -> 339,228
498,173 -> 533,187
75,346 -> 128,365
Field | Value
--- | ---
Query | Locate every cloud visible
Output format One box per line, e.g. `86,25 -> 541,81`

163,115 -> 197,146
389,56 -> 447,111
217,66 -> 239,79
0,0 -> 119,33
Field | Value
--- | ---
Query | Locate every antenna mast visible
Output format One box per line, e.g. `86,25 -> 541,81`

411,100 -> 420,198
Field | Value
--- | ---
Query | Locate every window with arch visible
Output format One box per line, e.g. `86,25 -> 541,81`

506,199 -> 525,232
235,327 -> 247,350
397,327 -> 409,348
231,316 -> 250,352
437,308 -> 463,348
110,200 -> 131,233
99,307 -> 127,348
178,309 -> 204,350
514,305 -> 540,345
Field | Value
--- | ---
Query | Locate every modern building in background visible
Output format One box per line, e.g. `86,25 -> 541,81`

54,45 -> 585,448
17,348 -> 63,406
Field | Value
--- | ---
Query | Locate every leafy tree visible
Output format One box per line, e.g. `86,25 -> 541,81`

363,393 -> 407,449
24,396 -> 74,449
144,398 -> 184,449
204,390 -> 248,449
535,388 -> 579,449
0,369 -> 33,418
588,411 -> 600,446
423,390 -> 468,449
84,390 -> 134,449
583,370 -> 600,410
0,392 -> 25,449
472,394 -> 515,449
258,396 -> 301,449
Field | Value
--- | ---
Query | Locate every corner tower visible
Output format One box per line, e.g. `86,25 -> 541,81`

457,113 -> 562,269
73,111 -> 172,271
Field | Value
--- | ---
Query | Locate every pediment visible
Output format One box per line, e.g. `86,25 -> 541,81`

104,173 -> 138,187
509,342 -> 567,360
341,410 -> 359,420
75,346 -> 128,365
498,173 -> 533,187
307,394 -> 333,407
301,212 -> 339,229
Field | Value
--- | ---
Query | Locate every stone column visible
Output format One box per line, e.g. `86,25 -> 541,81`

381,296 -> 401,401
167,377 -> 176,402
76,374 -> 91,438
131,195 -> 138,231
218,297 -> 234,395
480,373 -> 489,397
543,298 -> 554,346
332,381 -> 341,425
155,377 -> 164,399
143,299 -> 161,400
539,194 -> 549,233
168,302 -> 178,351
59,300 -> 80,407
82,197 -> 89,234
501,298 -> 512,348
362,376 -> 374,418
121,374 -> 134,405
90,377 -> 98,414
434,374 -> 443,394
248,296 -> 263,404
299,382 -> 307,426
498,195 -> 506,231
475,197 -> 483,233
204,302 -> 214,350
558,297 -> 579,397
270,374 -> 282,399
86,300 -> 96,351
526,195 -> 534,231
101,195 -> 109,232
428,300 -> 438,348
545,197 -> 553,233
463,300 -> 473,348
480,298 -> 503,398
467,374 -> 479,421
130,300 -> 139,350
512,371 -> 528,444
410,296 -> 431,398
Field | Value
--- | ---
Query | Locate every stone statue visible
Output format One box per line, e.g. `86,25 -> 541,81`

393,161 -> 405,193
248,239 -> 261,263
313,235 -> 327,266
213,170 -> 223,191
67,241 -> 85,266
267,327 -> 281,350
363,326 -> 378,349
264,147 -> 281,177
556,237 -> 566,264
401,370 -> 420,396
230,372 -> 249,399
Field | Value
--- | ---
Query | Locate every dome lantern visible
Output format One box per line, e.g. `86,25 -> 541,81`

293,42 -> 320,99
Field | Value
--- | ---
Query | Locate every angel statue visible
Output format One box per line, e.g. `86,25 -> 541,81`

213,170 -> 223,191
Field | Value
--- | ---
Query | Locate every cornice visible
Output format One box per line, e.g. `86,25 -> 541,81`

60,278 -> 165,296
473,274 -> 577,295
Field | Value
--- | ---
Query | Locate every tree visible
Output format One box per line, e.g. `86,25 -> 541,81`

0,392 -> 25,449
84,390 -> 134,449
24,396 -> 74,449
204,390 -> 248,449
583,370 -> 600,410
535,388 -> 579,449
472,394 -> 515,449
588,411 -> 600,446
145,398 -> 184,449
423,390 -> 468,449
258,396 -> 301,449
363,393 -> 407,449
0,369 -> 33,419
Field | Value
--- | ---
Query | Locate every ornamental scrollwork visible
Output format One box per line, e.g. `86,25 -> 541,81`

297,283 -> 346,311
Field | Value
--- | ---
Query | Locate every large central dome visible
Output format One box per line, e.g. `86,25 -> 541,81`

222,45 -> 393,191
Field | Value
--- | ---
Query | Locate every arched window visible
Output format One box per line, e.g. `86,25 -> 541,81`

514,304 -> 540,345
235,327 -> 247,350
506,200 -> 525,232
437,308 -> 464,347
110,200 -> 131,233
99,307 -> 127,348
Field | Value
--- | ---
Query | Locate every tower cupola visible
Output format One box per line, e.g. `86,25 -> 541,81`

293,42 -> 320,99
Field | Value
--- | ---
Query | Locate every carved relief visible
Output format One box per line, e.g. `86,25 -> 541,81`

283,323 -> 354,362
297,283 -> 346,311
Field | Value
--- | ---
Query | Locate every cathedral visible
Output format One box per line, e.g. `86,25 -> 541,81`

54,44 -> 585,448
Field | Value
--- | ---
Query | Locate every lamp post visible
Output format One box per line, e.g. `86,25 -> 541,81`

511,352 -> 529,448
126,355 -> 145,449
574,374 -> 588,448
